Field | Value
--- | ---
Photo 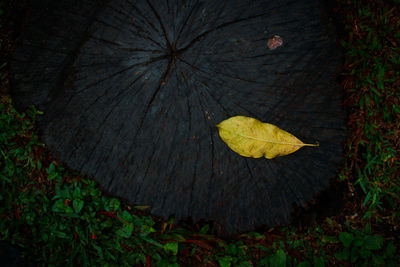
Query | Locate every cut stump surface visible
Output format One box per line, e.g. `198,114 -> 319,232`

11,0 -> 346,233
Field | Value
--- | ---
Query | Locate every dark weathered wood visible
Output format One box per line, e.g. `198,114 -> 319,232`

11,0 -> 346,233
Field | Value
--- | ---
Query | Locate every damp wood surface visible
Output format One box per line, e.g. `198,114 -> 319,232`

11,0 -> 346,233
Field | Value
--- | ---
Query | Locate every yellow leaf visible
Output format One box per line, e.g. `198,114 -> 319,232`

216,116 -> 319,159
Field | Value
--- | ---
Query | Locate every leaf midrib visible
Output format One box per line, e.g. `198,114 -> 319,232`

218,126 -> 318,147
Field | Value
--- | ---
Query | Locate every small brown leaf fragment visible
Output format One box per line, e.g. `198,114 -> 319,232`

267,35 -> 283,50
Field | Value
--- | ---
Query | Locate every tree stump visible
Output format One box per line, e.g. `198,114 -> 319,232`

11,0 -> 346,233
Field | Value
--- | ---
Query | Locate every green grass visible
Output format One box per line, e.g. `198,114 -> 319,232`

1,0 -> 399,266
340,0 -> 400,212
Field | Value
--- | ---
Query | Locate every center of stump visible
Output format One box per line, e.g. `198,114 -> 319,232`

165,43 -> 183,62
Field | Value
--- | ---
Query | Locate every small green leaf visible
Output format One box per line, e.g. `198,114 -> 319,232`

385,241 -> 396,258
373,255 -> 385,265
121,210 -> 133,222
335,248 -> 350,261
52,199 -> 65,212
254,245 -> 269,252
73,199 -> 84,213
314,257 -> 325,267
258,257 -> 269,266
218,256 -> 232,267
226,243 -> 238,255
65,206 -> 73,213
270,249 -> 286,267
55,231 -> 68,239
73,187 -> 82,199
298,261 -> 311,267
200,224 -> 210,234
116,224 -> 133,238
36,160 -> 42,170
163,242 -> 179,255
237,261 -> 252,267
325,217 -> 334,226
92,244 -> 104,259
339,232 -> 354,248
363,235 -> 384,250
353,237 -> 364,247
47,162 -> 56,174
47,163 -> 59,180
350,247 -> 359,263
359,247 -> 372,259
48,172 -> 58,180
365,223 -> 372,234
